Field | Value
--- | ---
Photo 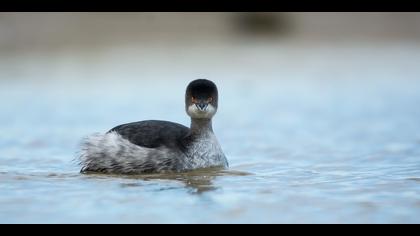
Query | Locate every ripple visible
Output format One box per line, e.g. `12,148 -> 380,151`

13,176 -> 29,180
406,178 -> 420,182
119,182 -> 143,188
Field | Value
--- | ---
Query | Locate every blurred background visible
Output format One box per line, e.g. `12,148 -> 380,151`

1,13 -> 420,223
2,12 -> 420,82
2,12 -> 420,134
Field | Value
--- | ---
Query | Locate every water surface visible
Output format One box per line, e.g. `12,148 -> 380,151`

1,43 -> 420,223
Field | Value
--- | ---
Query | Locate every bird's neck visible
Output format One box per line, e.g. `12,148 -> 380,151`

190,118 -> 213,136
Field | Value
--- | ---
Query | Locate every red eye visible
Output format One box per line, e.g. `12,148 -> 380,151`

192,97 -> 197,103
207,97 -> 213,102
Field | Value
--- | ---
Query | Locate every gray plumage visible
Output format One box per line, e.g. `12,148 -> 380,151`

78,79 -> 228,174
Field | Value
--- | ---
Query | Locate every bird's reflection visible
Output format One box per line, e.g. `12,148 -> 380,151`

85,167 -> 251,194
131,167 -> 250,194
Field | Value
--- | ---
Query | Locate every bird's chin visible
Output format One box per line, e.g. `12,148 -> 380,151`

187,104 -> 216,119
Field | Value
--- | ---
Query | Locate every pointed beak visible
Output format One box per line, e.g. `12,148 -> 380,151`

196,103 -> 208,111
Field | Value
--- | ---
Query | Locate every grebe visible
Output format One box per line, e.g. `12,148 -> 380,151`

79,79 -> 228,174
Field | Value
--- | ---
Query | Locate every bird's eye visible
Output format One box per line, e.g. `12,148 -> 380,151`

192,97 -> 197,103
207,97 -> 213,103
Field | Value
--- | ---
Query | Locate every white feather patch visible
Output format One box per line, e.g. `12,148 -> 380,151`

187,104 -> 216,119
78,131 -> 178,174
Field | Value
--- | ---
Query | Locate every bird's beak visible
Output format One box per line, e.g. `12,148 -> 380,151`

195,102 -> 208,111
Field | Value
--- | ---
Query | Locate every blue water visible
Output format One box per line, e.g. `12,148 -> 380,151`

1,43 -> 420,223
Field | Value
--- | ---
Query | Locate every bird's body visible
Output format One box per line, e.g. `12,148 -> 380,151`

78,79 -> 228,174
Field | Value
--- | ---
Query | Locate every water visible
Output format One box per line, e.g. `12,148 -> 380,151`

1,43 -> 420,223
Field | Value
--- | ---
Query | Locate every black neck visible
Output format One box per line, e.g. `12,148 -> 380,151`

190,118 -> 213,136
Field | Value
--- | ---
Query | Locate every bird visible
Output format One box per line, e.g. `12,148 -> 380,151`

78,79 -> 228,174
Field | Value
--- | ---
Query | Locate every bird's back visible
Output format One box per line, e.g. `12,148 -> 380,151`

109,120 -> 190,151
